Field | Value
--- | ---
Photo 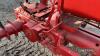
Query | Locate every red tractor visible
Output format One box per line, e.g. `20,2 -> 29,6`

0,0 -> 100,56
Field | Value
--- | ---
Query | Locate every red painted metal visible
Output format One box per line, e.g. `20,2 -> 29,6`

22,20 -> 39,42
42,31 -> 79,56
0,0 -> 100,56
63,29 -> 100,56
0,19 -> 24,39
40,0 -> 48,5
62,0 -> 100,22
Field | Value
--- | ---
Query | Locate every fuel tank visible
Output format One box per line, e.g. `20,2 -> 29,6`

62,0 -> 100,22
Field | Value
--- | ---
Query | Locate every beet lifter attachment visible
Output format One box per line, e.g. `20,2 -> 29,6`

0,0 -> 100,56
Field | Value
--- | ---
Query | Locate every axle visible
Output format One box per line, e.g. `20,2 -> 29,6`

0,19 -> 24,39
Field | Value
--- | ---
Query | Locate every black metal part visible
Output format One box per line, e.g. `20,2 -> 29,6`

0,21 -> 4,29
